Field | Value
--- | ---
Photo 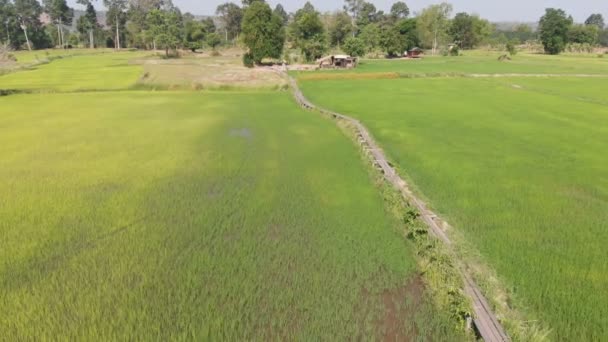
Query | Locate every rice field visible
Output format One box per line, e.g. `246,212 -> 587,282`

0,52 -> 464,340
298,74 -> 608,341
298,51 -> 608,76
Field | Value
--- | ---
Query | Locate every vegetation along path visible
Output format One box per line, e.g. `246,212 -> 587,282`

288,75 -> 509,342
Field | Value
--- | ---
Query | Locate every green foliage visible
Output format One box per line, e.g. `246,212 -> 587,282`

355,2 -> 379,28
585,13 -> 605,30
416,2 -> 452,52
241,1 -> 285,65
505,40 -> 517,55
242,51 -> 254,67
568,24 -> 599,45
358,23 -> 380,52
147,9 -> 183,57
273,4 -> 288,26
390,1 -> 409,20
328,11 -> 353,47
380,18 -> 418,57
215,2 -> 243,41
449,12 -> 492,49
183,15 -> 215,52
539,8 -> 573,55
289,2 -> 326,62
342,36 -> 365,57
205,32 -> 221,50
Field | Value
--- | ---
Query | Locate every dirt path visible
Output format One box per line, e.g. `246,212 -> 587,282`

287,75 -> 510,342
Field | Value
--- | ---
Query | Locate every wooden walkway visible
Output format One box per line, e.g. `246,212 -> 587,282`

288,76 -> 510,342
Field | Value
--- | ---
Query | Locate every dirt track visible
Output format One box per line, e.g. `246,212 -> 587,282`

287,75 -> 510,342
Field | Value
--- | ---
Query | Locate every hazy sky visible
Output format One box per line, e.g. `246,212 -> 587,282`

70,0 -> 607,23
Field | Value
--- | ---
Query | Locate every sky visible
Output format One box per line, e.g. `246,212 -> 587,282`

68,0 -> 607,23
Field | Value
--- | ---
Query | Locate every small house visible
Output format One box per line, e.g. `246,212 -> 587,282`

406,47 -> 423,58
318,55 -> 358,69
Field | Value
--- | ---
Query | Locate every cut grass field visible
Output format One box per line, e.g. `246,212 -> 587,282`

0,52 -> 464,340
299,76 -> 608,340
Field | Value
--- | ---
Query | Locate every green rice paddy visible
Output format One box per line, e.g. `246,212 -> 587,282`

0,53 -> 463,340
0,52 -> 145,91
299,52 -> 608,76
299,74 -> 608,341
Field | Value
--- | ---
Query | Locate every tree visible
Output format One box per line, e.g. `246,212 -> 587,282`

104,0 -> 127,49
381,18 -> 418,57
343,36 -> 365,56
585,14 -> 605,30
43,0 -> 73,48
343,0 -> 364,36
449,13 -> 492,49
356,2 -> 378,28
206,32 -> 221,49
539,8 -> 573,55
390,1 -> 409,20
417,2 -> 452,55
359,23 -> 380,52
506,40 -> 517,55
328,11 -> 353,47
600,29 -> 608,47
147,9 -> 182,56
290,2 -> 326,62
216,2 -> 243,42
273,4 -> 288,26
241,1 -> 284,65
0,0 -> 18,47
568,24 -> 599,45
183,15 -> 205,51
14,0 -> 43,50
76,0 -> 98,48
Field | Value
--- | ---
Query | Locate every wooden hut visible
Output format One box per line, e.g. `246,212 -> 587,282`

318,55 -> 358,69
406,47 -> 423,58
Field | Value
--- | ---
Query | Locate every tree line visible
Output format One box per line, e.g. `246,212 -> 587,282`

0,0 -> 221,55
1,0 -> 606,59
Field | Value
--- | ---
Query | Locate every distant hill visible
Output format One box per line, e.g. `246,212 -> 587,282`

493,22 -> 538,31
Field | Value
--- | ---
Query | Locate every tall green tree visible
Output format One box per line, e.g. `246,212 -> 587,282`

14,0 -> 42,50
0,0 -> 18,47
568,24 -> 599,45
328,11 -> 353,47
359,22 -> 380,52
43,0 -> 73,48
356,2 -> 378,28
273,4 -> 288,26
449,13 -> 492,49
380,18 -> 418,57
343,0 -> 364,36
241,1 -> 284,65
539,8 -> 573,55
585,14 -> 605,30
390,1 -> 409,20
147,8 -> 182,56
76,0 -> 98,48
290,2 -> 326,62
343,36 -> 365,56
104,0 -> 127,49
182,14 -> 214,51
216,2 -> 243,42
416,2 -> 452,54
